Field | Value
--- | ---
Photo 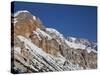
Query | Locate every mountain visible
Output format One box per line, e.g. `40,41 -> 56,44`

11,10 -> 97,73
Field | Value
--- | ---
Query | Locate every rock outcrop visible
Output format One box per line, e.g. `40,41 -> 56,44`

11,10 -> 97,74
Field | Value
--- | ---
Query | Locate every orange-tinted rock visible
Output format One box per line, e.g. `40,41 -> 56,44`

14,11 -> 44,38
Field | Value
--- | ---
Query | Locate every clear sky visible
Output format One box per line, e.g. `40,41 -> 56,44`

12,1 -> 97,42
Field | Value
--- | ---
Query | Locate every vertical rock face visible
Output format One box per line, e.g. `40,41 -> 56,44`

13,10 -> 44,38
11,10 -> 97,74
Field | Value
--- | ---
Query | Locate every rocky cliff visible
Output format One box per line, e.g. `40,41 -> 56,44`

11,10 -> 97,74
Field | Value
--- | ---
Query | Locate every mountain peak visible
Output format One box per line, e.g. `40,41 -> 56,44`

14,10 -> 31,17
13,10 -> 44,38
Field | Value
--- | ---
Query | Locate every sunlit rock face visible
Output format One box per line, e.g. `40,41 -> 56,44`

13,10 -> 44,38
11,10 -> 97,74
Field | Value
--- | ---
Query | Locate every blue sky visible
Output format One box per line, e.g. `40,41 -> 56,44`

12,1 -> 97,42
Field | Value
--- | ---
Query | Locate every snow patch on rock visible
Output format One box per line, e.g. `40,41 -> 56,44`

33,16 -> 36,20
36,28 -> 52,40
14,10 -> 30,17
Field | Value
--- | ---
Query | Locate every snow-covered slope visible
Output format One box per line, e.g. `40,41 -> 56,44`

13,35 -> 83,72
46,28 -> 97,53
46,28 -> 64,40
35,28 -> 52,40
